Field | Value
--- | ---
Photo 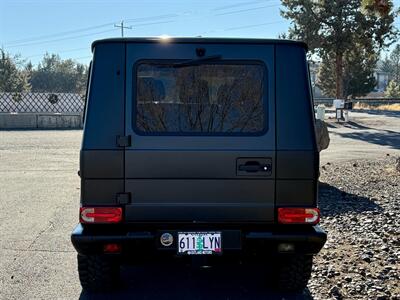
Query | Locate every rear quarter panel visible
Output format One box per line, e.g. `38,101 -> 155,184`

81,43 -> 126,205
275,44 -> 318,207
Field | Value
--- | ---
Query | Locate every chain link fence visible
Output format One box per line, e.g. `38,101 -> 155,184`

0,92 -> 85,113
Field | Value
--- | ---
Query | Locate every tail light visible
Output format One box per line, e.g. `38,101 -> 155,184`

278,207 -> 320,224
80,207 -> 122,224
104,243 -> 122,253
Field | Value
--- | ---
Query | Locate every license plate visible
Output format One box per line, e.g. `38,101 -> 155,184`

178,232 -> 222,255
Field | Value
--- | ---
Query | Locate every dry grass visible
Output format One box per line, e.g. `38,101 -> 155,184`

353,102 -> 400,111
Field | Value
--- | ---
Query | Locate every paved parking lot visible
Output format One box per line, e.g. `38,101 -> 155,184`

0,110 -> 399,299
321,110 -> 400,164
0,130 -> 81,299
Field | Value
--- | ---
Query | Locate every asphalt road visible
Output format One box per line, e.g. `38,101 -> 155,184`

320,109 -> 400,164
0,110 -> 399,299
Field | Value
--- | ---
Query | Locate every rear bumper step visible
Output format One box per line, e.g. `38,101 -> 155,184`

71,224 -> 327,256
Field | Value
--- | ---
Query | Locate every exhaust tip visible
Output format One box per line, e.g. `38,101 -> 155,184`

278,243 -> 295,253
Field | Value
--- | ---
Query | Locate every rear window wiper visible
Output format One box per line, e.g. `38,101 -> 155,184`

172,55 -> 222,68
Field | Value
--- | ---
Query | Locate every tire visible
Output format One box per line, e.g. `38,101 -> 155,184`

273,254 -> 313,292
77,254 -> 120,291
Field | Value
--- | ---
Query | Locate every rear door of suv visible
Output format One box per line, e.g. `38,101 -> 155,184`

124,41 -> 276,223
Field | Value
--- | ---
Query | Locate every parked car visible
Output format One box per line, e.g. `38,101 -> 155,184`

71,37 -> 327,292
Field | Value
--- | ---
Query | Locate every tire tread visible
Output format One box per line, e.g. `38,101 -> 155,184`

275,254 -> 313,292
77,254 -> 119,291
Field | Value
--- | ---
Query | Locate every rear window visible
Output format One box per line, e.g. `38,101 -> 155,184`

135,61 -> 266,135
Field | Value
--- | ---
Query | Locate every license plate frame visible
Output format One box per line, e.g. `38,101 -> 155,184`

177,232 -> 222,255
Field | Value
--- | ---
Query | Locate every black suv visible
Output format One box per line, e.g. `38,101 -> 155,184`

71,37 -> 327,292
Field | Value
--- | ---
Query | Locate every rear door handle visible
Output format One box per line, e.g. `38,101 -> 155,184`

238,163 -> 270,173
236,158 -> 272,177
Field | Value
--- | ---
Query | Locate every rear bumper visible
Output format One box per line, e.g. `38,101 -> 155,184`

71,224 -> 327,256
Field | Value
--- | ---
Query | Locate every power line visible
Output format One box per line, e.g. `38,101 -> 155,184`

13,20 -> 177,59
215,4 -> 281,16
3,14 -> 178,46
4,23 -> 115,46
3,0 -> 286,47
213,0 -> 275,11
4,19 -> 180,49
224,20 -> 286,31
5,29 -> 118,48
114,21 -> 132,37
3,2 -> 282,47
3,2 -> 285,50
125,13 -> 178,23
116,16 -> 178,38
5,19 -> 179,49
132,20 -> 175,27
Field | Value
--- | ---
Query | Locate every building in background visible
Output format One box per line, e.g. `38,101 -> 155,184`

308,61 -> 325,98
374,70 -> 390,92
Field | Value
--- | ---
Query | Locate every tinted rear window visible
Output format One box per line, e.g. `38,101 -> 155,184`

135,62 -> 266,135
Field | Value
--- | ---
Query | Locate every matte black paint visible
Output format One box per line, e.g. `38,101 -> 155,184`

82,43 -> 125,150
276,151 -> 316,179
276,180 -> 315,206
120,41 -> 278,222
125,151 -> 275,178
80,39 -> 318,217
81,150 -> 124,178
71,224 -> 326,256
91,37 -> 308,51
82,179 -> 123,205
75,38 -> 325,257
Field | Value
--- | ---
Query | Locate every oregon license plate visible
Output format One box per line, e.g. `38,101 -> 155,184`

178,232 -> 222,255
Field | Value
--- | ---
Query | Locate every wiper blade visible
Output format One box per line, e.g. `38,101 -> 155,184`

172,55 -> 222,68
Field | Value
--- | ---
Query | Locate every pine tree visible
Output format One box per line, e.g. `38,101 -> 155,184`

317,44 -> 377,98
386,44 -> 400,83
0,49 -> 31,93
385,80 -> 400,97
281,0 -> 398,98
29,53 -> 88,93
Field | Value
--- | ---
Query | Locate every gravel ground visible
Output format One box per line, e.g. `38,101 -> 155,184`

309,157 -> 400,300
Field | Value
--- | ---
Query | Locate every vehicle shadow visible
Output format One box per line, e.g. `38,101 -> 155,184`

332,130 -> 400,149
351,109 -> 400,119
318,182 -> 382,217
325,120 -> 372,130
342,121 -> 372,130
79,264 -> 313,300
326,118 -> 400,149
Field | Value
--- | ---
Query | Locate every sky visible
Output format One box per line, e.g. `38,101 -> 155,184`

1,0 -> 399,66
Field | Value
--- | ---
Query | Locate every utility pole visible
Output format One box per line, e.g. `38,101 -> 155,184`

114,20 -> 132,37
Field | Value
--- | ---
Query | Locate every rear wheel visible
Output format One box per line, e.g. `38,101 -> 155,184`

77,254 -> 120,291
273,254 -> 313,292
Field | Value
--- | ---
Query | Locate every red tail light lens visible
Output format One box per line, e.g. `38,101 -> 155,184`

278,208 -> 320,224
80,207 -> 122,224
104,243 -> 122,253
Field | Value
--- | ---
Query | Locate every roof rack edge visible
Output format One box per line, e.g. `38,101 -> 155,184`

91,37 -> 308,52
